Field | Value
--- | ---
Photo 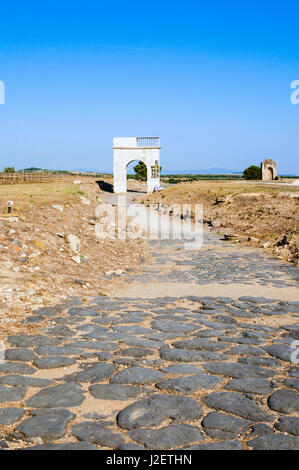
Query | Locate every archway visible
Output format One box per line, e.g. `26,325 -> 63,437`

113,137 -> 161,193
126,159 -> 150,193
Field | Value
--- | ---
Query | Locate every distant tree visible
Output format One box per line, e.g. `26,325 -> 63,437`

4,167 -> 15,173
134,161 -> 147,181
243,165 -> 262,180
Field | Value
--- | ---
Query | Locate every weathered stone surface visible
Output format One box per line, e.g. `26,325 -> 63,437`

67,340 -> 118,351
152,320 -> 196,334
129,424 -> 203,449
284,378 -> 299,392
115,347 -> 153,358
173,338 -> 228,352
7,335 -> 63,347
201,362 -> 276,379
26,383 -> 85,408
202,392 -> 273,421
0,375 -> 53,388
0,407 -> 25,425
186,440 -> 243,450
268,390 -> 299,414
0,362 -> 36,375
248,432 -> 299,450
5,348 -> 38,362
156,374 -> 223,394
16,409 -> 75,440
160,346 -> 225,362
64,363 -> 117,383
110,367 -> 165,385
23,441 -> 98,450
225,378 -> 272,395
118,443 -> 144,450
117,394 -> 202,430
160,364 -> 202,375
274,416 -> 299,435
89,384 -> 148,400
35,346 -> 84,356
0,385 -> 26,403
34,356 -> 76,369
264,344 -> 294,363
201,411 -> 251,439
72,421 -> 125,447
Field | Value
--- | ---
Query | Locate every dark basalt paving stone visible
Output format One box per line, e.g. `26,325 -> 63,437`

159,346 -> 227,362
89,384 -> 148,400
25,383 -> 85,408
0,375 -> 53,388
67,340 -> 118,351
0,385 -> 27,403
0,362 -> 36,375
0,407 -> 25,425
202,392 -> 273,422
201,362 -> 277,379
64,363 -> 118,383
112,325 -> 153,335
156,374 -> 223,394
46,325 -> 74,337
96,352 -> 114,361
67,307 -> 100,316
22,315 -> 45,325
248,432 -> 299,450
120,338 -> 164,348
117,394 -> 202,430
23,441 -> 98,450
151,320 -> 196,334
5,348 -> 38,362
268,390 -> 299,414
194,329 -> 224,338
113,358 -> 138,366
118,443 -> 144,450
7,335 -> 63,348
274,416 -> 299,435
110,367 -> 165,385
237,356 -> 281,368
172,338 -> 228,352
288,367 -> 299,378
129,424 -> 203,450
186,440 -> 243,450
115,347 -> 153,358
201,412 -> 251,439
228,345 -> 266,356
225,378 -> 272,395
76,324 -> 109,334
33,306 -> 62,317
198,319 -> 236,330
250,423 -> 273,437
35,346 -> 84,356
160,364 -> 202,375
284,378 -> 299,392
16,409 -> 75,440
72,421 -> 125,447
34,356 -> 76,369
264,344 -> 294,363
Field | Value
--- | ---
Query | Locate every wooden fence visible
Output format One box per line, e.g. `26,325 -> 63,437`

0,172 -> 64,185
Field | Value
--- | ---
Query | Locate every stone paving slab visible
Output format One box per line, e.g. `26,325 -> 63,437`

0,229 -> 298,450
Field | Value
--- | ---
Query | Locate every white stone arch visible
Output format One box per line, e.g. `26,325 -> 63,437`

113,137 -> 160,193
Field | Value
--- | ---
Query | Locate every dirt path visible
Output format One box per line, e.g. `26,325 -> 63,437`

0,193 -> 298,450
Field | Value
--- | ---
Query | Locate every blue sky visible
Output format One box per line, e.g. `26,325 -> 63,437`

0,1 -> 299,174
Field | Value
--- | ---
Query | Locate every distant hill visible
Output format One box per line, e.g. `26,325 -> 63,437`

161,168 -> 242,175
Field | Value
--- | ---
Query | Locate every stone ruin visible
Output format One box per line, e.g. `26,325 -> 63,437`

261,159 -> 277,181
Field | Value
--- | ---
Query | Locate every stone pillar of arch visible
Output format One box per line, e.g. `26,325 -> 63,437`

113,137 -> 161,193
261,159 -> 277,181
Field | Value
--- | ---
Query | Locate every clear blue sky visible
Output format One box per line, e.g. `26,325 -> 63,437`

1,1 -> 299,174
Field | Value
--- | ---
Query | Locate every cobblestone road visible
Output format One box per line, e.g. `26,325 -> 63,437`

0,227 -> 298,450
